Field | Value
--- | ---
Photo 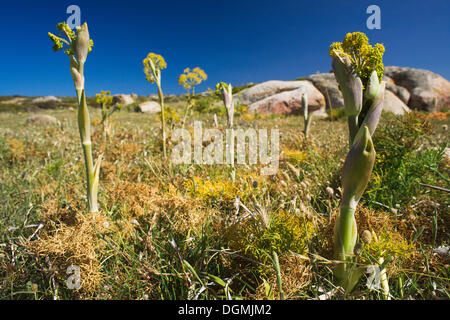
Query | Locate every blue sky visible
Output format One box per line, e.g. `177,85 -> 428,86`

0,0 -> 449,97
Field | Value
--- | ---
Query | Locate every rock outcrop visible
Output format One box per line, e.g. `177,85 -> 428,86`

247,83 -> 325,115
32,96 -> 61,103
384,67 -> 450,112
26,114 -> 58,125
306,73 -> 344,110
112,94 -> 135,106
383,90 -> 411,115
31,96 -> 61,109
136,101 -> 161,113
236,67 -> 449,116
235,80 -> 314,106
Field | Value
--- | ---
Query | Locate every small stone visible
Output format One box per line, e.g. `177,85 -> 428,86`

31,283 -> 38,292
354,243 -> 363,255
361,230 -> 372,244
326,187 -> 334,198
287,163 -> 300,177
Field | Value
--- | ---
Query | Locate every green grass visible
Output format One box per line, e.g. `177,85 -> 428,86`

0,99 -> 449,300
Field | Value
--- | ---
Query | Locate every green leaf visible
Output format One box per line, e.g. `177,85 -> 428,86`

206,274 -> 226,287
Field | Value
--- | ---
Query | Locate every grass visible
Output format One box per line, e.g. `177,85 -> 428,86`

0,96 -> 449,300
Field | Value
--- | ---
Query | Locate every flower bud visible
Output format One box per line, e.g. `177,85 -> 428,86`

365,70 -> 380,100
331,53 -> 363,116
70,67 -> 84,89
302,93 -> 308,119
220,84 -> 232,109
74,23 -> 90,64
70,56 -> 84,89
341,126 -> 375,208
219,83 -> 234,128
353,81 -> 385,144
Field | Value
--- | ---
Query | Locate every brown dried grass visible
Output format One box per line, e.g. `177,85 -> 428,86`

28,211 -> 112,295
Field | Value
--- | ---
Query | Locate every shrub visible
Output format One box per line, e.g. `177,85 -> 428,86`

365,113 -> 447,207
225,209 -> 316,275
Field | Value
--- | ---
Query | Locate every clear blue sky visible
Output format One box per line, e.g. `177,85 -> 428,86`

0,0 -> 449,97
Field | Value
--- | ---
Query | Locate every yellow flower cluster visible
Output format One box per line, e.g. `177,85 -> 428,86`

282,148 -> 307,163
178,67 -> 208,91
164,106 -> 181,124
363,230 -> 414,260
185,176 -> 238,202
57,22 -> 75,40
143,53 -> 167,84
95,90 -> 113,106
329,32 -> 384,86
48,22 -> 93,56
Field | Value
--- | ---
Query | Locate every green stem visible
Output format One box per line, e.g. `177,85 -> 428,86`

181,92 -> 192,129
347,115 -> 359,146
82,141 -> 98,212
157,84 -> 167,159
336,205 -> 357,254
272,251 -> 284,300
334,204 -> 357,284
77,90 -> 98,213
304,115 -> 312,138
227,125 -> 235,182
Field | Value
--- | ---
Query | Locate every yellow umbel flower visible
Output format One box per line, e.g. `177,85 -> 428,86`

95,90 -> 113,106
178,67 -> 208,92
329,32 -> 384,86
48,22 -> 93,57
143,53 -> 167,84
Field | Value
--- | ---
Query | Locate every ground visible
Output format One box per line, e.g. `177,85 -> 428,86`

0,96 -> 448,300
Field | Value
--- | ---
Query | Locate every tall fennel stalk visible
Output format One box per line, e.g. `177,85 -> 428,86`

330,32 -> 385,291
217,82 -> 236,182
48,22 -> 102,213
178,67 -> 208,128
96,90 -> 121,140
143,53 -> 168,159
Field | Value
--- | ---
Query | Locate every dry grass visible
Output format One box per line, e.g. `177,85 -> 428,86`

28,211 -> 110,295
0,106 -> 448,299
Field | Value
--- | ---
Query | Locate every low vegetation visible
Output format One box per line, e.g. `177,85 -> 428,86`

0,102 -> 448,299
